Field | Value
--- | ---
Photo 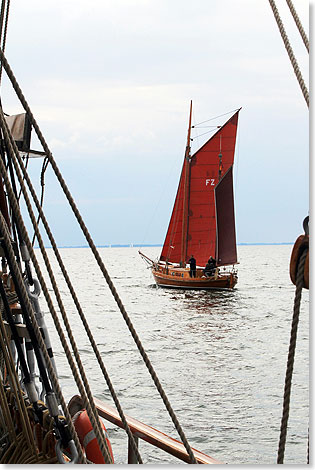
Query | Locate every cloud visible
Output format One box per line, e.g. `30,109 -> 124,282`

4,0 -> 309,245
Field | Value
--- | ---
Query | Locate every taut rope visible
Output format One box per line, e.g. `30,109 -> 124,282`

0,46 -> 198,463
285,0 -> 309,52
0,109 -> 112,463
0,89 -> 142,465
268,0 -> 309,108
277,248 -> 308,463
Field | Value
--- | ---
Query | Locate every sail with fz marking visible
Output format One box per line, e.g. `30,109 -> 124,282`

160,109 -> 240,267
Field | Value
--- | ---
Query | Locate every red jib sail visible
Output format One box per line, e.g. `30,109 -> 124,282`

160,109 -> 240,267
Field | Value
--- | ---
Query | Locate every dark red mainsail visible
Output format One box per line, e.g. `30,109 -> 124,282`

215,165 -> 237,266
160,108 -> 240,267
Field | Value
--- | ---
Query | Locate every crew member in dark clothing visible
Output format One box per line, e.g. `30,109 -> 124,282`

207,256 -> 216,276
188,255 -> 196,278
208,256 -> 216,267
204,261 -> 212,277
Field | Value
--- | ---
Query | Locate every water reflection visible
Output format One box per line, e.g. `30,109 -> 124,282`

161,287 -> 240,315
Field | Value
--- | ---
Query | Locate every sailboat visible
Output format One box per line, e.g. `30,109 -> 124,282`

140,102 -> 240,290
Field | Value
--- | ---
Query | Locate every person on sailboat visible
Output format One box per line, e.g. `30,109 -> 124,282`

188,255 -> 196,278
204,261 -> 212,277
209,256 -> 216,269
205,257 -> 216,277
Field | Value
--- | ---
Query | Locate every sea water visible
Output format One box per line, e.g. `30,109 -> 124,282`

40,244 -> 309,465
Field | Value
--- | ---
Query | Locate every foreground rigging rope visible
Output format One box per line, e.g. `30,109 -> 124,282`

277,219 -> 309,464
268,0 -> 309,108
0,110 -> 112,463
0,46 -> 198,463
285,0 -> 309,52
0,0 -> 9,85
0,208 -> 85,463
0,86 -> 142,464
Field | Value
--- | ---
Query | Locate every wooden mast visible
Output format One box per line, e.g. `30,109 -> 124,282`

180,100 -> 192,267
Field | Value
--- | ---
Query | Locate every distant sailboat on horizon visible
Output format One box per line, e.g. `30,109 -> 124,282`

140,102 -> 240,290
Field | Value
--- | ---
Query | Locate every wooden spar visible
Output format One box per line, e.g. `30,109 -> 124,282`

180,100 -> 192,267
138,250 -> 154,265
92,397 -> 223,464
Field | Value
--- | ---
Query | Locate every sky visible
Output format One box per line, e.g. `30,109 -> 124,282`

2,0 -> 309,246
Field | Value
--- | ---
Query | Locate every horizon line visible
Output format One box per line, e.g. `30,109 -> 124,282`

34,242 -> 294,249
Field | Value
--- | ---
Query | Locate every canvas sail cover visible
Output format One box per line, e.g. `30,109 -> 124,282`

160,109 -> 239,267
4,113 -> 31,151
215,165 -> 237,266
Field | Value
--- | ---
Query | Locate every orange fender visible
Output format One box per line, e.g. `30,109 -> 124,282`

73,409 -> 114,464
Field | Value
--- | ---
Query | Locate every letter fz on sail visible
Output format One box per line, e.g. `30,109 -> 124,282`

140,102 -> 240,290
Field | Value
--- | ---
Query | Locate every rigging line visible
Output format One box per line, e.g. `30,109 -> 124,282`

0,0 -> 9,85
139,156 -> 178,251
285,0 -> 309,52
191,128 -> 217,140
193,108 -> 240,127
9,129 -> 142,463
0,113 -> 88,464
0,114 -> 112,464
0,46 -> 198,465
0,110 -> 141,463
0,323 -> 36,456
0,0 -> 6,59
0,280 -> 39,457
192,125 -> 219,129
0,369 -> 16,445
268,0 -> 309,108
277,248 -> 307,464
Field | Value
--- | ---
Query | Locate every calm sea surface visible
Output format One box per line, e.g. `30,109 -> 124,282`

40,245 -> 309,465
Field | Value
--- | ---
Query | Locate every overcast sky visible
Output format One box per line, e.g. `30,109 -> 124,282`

2,0 -> 309,246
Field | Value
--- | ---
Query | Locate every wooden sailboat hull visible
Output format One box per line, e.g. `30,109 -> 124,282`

152,266 -> 237,290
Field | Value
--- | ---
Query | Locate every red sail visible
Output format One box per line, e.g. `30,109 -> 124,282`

160,109 -> 239,267
215,165 -> 237,266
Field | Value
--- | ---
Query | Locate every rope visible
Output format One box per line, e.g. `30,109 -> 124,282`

0,110 -> 111,463
0,208 -> 87,463
193,108 -> 240,127
0,0 -> 9,85
285,0 -> 309,52
277,248 -> 307,463
0,335 -> 18,446
0,47 -> 198,463
0,430 -> 58,463
0,314 -> 37,458
2,106 -> 142,463
268,0 -> 309,108
0,119 -> 88,462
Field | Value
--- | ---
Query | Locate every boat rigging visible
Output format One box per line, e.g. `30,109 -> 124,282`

140,102 -> 241,290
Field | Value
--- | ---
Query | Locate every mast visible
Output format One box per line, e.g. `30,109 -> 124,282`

180,100 -> 192,267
